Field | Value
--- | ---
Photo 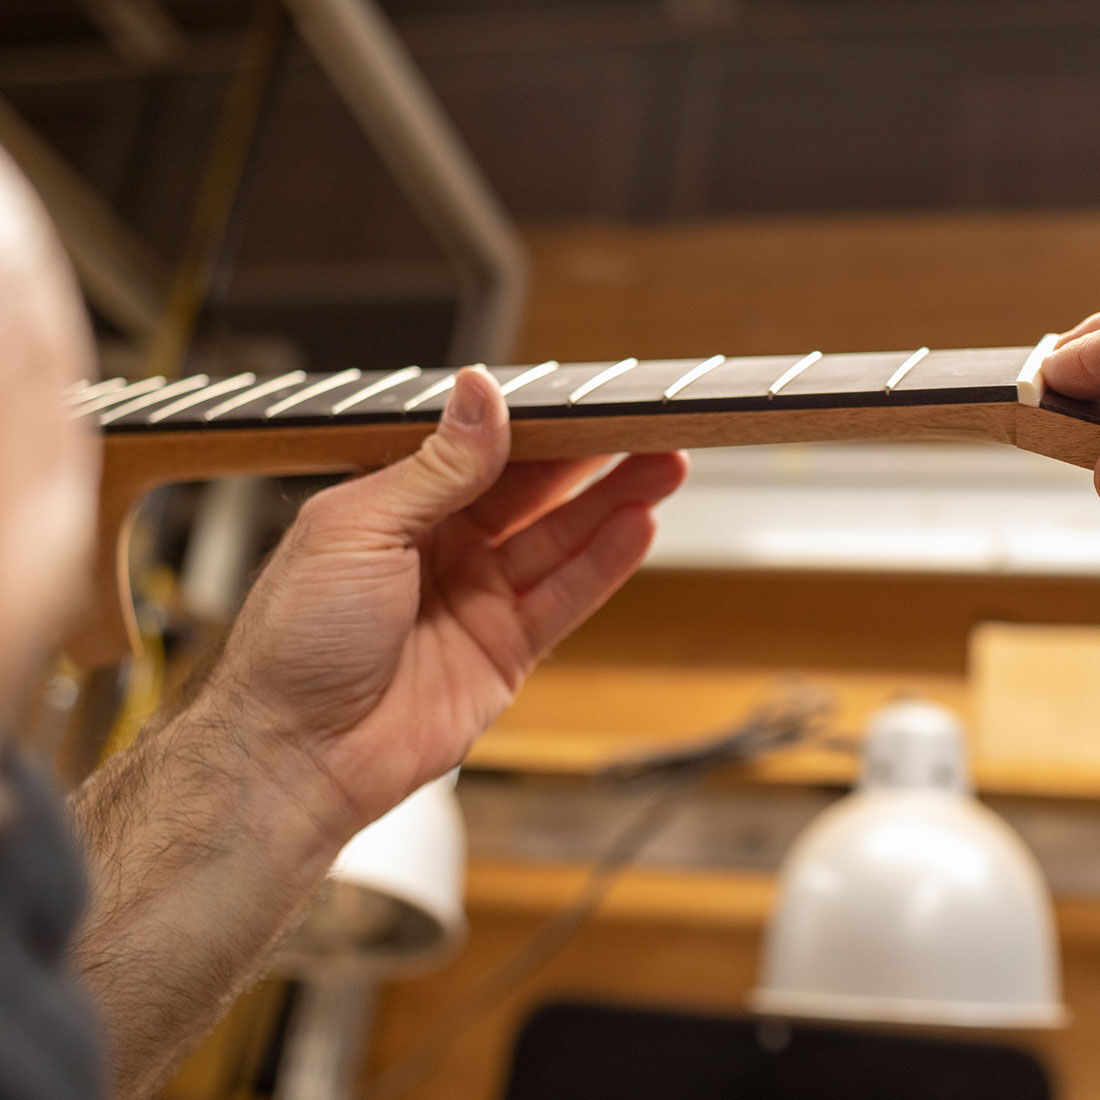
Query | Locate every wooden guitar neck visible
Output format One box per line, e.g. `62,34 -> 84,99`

66,337 -> 1100,668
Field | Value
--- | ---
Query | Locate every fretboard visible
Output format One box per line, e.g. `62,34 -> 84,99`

70,345 -> 1038,433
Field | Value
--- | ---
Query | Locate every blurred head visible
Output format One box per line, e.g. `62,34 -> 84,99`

0,148 -> 99,722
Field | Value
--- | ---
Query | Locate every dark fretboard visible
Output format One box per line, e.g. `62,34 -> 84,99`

68,344 -> 1046,434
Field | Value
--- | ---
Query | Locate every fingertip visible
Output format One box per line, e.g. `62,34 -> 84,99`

1043,331 -> 1100,400
1055,311 -> 1100,350
443,365 -> 508,431
650,450 -> 690,498
610,500 -> 659,556
618,450 -> 690,499
669,448 -> 691,485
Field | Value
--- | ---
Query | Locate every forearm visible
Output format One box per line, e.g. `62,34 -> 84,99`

69,689 -> 346,1100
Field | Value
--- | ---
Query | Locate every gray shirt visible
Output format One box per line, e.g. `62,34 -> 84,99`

0,747 -> 103,1099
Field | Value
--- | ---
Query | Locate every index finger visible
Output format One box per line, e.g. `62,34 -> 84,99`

464,455 -> 613,542
1054,312 -> 1100,350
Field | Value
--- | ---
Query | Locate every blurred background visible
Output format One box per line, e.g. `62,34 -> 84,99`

16,2 -> 1100,1098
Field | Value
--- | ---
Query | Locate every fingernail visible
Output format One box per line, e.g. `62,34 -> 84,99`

444,368 -> 488,427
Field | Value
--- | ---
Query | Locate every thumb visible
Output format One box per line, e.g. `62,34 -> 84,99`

1043,329 -> 1100,401
365,366 -> 511,541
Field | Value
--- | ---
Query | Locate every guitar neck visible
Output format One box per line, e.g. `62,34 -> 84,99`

66,337 -> 1100,668
73,337 -> 1085,467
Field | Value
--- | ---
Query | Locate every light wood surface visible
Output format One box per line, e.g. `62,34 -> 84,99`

515,212 -> 1100,362
972,623 -> 1100,776
469,567 -> 1100,795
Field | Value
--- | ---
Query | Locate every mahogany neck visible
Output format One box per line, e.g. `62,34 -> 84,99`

66,338 -> 1100,669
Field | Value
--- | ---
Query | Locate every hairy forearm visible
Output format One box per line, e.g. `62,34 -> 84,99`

69,689 -> 346,1100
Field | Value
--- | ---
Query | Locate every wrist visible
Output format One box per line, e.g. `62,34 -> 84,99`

174,676 -> 357,871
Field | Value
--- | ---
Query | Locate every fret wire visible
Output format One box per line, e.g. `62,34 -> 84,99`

1016,332 -> 1059,407
204,370 -> 307,420
100,375 -> 210,425
767,351 -> 823,397
332,365 -> 422,415
72,376 -> 167,417
264,369 -> 361,419
500,360 -> 558,397
662,355 -> 726,401
567,358 -> 639,405
148,373 -> 257,423
403,372 -> 457,412
883,347 -> 930,393
65,377 -> 126,406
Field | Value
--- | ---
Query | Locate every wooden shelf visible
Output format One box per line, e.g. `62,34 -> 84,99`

464,860 -> 1100,945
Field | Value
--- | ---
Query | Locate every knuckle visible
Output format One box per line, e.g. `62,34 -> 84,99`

414,432 -> 477,488
1072,340 -> 1094,382
296,486 -> 334,532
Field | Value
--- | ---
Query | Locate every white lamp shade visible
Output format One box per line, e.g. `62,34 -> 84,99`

752,701 -> 1067,1028
278,773 -> 468,979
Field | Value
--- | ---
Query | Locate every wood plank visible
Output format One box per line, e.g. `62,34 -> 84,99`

972,623 -> 1100,776
515,213 -> 1100,363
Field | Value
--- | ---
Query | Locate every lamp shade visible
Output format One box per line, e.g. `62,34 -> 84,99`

278,773 -> 468,979
752,701 -> 1066,1028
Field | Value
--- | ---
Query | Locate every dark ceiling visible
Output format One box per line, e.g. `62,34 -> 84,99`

3,1 -> 1100,373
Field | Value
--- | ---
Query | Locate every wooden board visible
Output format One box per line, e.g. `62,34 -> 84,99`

516,213 -> 1100,363
972,623 -> 1100,780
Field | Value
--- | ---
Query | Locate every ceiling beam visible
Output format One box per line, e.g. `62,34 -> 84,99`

81,0 -> 188,69
0,96 -> 168,338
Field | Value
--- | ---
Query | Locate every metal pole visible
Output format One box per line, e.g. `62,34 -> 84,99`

274,975 -> 377,1100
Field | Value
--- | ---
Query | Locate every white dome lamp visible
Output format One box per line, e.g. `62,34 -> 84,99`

278,772 -> 468,979
752,700 -> 1067,1029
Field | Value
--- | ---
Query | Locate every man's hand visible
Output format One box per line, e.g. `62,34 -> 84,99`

1043,315 -> 1100,493
73,365 -> 687,1097
206,366 -> 688,835
1043,313 -> 1100,400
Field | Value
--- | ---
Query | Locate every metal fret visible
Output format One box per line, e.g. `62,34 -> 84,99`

72,376 -> 167,417
65,377 -> 126,406
663,355 -> 726,401
100,375 -> 210,425
500,360 -> 558,397
148,373 -> 257,424
332,365 -> 422,414
404,372 -> 457,412
264,369 -> 361,419
884,347 -> 930,393
568,358 -> 639,405
767,351 -> 823,397
205,370 -> 307,421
